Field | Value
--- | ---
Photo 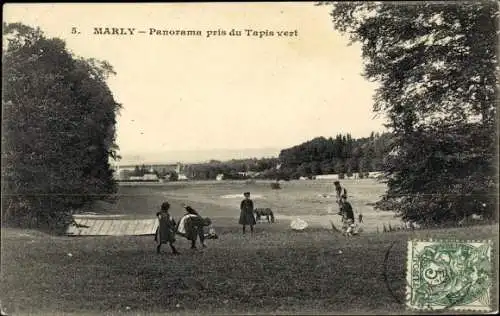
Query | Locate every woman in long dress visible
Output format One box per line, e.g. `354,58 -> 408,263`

178,205 -> 209,249
154,201 -> 179,255
239,191 -> 256,234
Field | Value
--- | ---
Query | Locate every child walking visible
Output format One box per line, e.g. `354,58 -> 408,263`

154,201 -> 179,255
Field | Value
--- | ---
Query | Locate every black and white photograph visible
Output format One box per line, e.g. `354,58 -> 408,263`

1,2 -> 498,315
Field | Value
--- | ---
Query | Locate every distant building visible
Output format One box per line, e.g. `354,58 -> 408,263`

315,174 -> 339,180
176,162 -> 186,174
178,174 -> 189,181
368,171 -> 383,178
117,169 -> 132,180
216,174 -> 224,181
246,171 -> 258,178
127,174 -> 159,181
119,164 -> 178,173
237,171 -> 258,178
143,173 -> 159,181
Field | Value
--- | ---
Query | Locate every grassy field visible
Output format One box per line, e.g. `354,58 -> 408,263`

1,180 -> 498,315
107,179 -> 402,232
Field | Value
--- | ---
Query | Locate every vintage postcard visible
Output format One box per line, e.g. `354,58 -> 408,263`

1,2 -> 498,315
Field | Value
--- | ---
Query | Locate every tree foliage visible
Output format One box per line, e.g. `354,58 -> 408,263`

177,132 -> 391,180
325,2 -> 498,224
185,157 -> 280,180
278,132 -> 392,179
2,23 -> 121,230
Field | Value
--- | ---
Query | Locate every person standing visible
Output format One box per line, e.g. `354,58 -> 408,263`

239,191 -> 256,234
154,201 -> 179,255
334,181 -> 348,203
334,180 -> 348,214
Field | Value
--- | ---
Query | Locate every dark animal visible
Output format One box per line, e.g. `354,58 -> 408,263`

177,216 -> 213,249
254,208 -> 275,223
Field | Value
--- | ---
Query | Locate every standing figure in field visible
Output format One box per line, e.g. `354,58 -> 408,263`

334,181 -> 348,213
154,201 -> 179,255
239,191 -> 256,234
358,213 -> 364,223
177,205 -> 210,249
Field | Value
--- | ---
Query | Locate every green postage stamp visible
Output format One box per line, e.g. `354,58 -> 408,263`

406,240 -> 493,311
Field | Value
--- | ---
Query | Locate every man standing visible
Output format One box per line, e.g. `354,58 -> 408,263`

334,181 -> 348,201
334,180 -> 348,214
239,192 -> 256,234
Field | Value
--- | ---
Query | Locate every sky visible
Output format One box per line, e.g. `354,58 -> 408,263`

4,3 -> 387,164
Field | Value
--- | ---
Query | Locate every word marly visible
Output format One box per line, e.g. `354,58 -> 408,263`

93,27 -> 137,35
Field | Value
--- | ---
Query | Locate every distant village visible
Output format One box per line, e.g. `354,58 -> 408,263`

112,163 -> 188,182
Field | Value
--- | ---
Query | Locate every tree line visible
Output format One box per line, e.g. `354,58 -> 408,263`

143,132 -> 391,181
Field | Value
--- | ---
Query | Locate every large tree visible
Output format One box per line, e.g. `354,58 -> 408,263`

2,23 -> 121,230
323,1 -> 498,224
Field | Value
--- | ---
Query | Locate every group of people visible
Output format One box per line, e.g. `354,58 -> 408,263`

334,181 -> 363,236
155,190 -> 260,255
156,181 -> 362,254
154,202 -> 216,254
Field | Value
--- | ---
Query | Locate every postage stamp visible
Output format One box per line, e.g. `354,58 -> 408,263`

406,240 -> 492,311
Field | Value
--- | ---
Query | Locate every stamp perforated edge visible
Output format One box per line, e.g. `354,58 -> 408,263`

405,239 -> 494,312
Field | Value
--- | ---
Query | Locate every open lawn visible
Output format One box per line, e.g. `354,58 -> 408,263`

1,180 -> 498,315
106,179 -> 402,232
